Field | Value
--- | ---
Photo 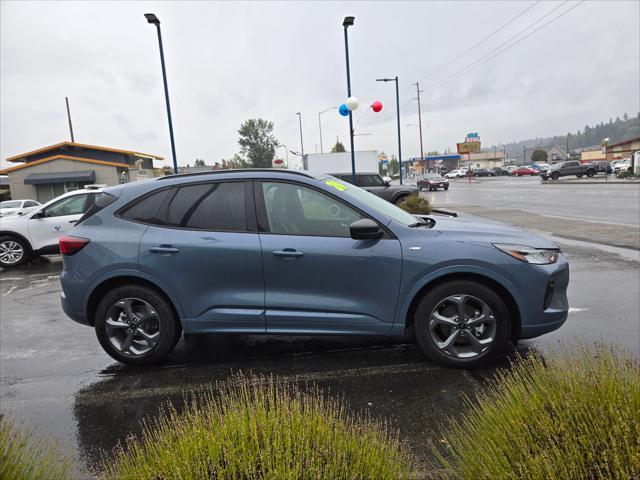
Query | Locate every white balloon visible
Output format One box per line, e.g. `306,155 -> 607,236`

346,96 -> 359,111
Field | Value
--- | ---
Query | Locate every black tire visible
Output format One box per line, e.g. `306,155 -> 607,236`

394,194 -> 408,205
413,280 -> 511,368
94,285 -> 179,366
0,235 -> 31,268
551,171 -> 560,180
586,169 -> 596,178
444,186 -> 449,190
576,173 -> 583,178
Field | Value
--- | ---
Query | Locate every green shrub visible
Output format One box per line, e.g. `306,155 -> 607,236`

430,344 -> 640,479
102,374 -> 412,479
398,194 -> 432,215
0,415 -> 70,480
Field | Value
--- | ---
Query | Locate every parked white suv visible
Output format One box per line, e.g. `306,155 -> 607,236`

0,187 -> 101,268
444,169 -> 465,179
0,199 -> 41,218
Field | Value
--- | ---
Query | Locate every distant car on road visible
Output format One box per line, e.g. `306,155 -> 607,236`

60,169 -> 569,368
512,166 -> 539,176
472,168 -> 494,177
0,199 -> 41,218
491,167 -> 509,176
540,161 -> 597,180
329,172 -> 418,205
444,169 -> 465,179
505,166 -> 519,175
0,188 -> 101,268
417,173 -> 449,191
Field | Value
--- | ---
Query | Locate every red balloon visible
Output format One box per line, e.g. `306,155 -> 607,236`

371,101 -> 383,113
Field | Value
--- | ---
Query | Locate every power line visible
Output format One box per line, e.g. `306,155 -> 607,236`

423,1 -> 585,95
418,0 -> 541,84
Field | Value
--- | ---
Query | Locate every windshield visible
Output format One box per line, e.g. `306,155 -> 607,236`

0,201 -> 21,208
425,174 -> 444,180
322,177 -> 418,226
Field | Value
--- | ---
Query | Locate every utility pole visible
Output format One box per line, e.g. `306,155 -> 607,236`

523,146 -> 527,165
295,112 -> 304,157
412,82 -> 425,174
65,97 -> 75,142
342,16 -> 356,185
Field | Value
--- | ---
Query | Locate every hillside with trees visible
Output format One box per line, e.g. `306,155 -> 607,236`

501,112 -> 640,158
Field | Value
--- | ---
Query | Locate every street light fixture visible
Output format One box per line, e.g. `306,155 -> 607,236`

377,76 -> 403,184
318,107 -> 337,153
342,16 -> 356,185
144,13 -> 178,174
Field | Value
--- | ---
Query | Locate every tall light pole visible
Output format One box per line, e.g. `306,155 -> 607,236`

412,82 -> 425,174
145,13 -> 178,174
318,107 -> 337,153
295,113 -> 304,159
377,77 -> 403,184
342,16 -> 356,185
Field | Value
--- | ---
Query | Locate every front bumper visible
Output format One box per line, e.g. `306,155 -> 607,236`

518,255 -> 570,339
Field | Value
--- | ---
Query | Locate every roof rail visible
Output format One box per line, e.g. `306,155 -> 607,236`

155,168 -> 313,181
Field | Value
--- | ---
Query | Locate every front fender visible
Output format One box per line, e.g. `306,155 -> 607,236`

395,264 -> 528,328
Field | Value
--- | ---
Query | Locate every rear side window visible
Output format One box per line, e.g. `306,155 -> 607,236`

120,189 -> 172,225
77,192 -> 116,224
166,182 -> 246,231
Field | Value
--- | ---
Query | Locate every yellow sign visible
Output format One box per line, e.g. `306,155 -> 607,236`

457,141 -> 481,154
324,179 -> 348,191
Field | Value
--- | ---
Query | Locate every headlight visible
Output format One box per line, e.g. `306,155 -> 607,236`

493,243 -> 559,265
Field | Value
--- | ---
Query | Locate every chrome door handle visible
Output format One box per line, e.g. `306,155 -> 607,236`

273,249 -> 303,258
150,246 -> 179,254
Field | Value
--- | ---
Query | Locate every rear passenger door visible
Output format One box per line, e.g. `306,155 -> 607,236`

135,181 -> 265,333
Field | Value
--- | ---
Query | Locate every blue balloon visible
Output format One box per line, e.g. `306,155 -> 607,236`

339,104 -> 350,116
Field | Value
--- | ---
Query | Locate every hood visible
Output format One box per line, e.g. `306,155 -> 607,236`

426,215 -> 557,249
0,208 -> 19,217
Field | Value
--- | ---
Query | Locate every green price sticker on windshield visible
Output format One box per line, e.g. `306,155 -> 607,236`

324,179 -> 348,191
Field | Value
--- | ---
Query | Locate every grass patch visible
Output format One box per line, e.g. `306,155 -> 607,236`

398,195 -> 432,215
430,343 -> 640,479
101,374 -> 413,479
0,415 -> 70,480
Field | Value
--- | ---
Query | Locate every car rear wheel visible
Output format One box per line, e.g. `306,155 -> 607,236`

94,285 -> 180,366
586,169 -> 596,178
414,280 -> 510,368
0,236 -> 31,268
576,173 -> 583,178
551,172 -> 560,180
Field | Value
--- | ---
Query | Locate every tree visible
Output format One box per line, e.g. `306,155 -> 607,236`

331,139 -> 346,153
194,159 -> 206,167
222,154 -> 250,170
531,149 -> 548,164
388,155 -> 399,175
237,118 -> 278,168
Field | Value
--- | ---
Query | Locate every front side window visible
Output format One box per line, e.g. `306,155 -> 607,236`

261,182 -> 363,237
361,175 -> 385,187
41,194 -> 89,218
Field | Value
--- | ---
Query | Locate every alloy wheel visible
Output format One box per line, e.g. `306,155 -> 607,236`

428,294 -> 497,359
0,240 -> 24,265
105,297 -> 161,356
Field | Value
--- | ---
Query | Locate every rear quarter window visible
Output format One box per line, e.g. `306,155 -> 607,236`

119,189 -> 173,226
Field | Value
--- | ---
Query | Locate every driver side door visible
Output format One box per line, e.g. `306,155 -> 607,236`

28,192 -> 94,251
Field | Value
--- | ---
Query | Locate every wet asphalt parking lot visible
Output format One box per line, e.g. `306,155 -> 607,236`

1,176 -> 638,477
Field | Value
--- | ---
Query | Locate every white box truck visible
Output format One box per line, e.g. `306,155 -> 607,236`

303,151 -> 379,175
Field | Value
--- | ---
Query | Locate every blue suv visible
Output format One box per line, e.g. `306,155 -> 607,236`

60,170 -> 569,368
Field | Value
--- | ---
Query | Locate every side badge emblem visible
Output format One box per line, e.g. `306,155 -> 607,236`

409,246 -> 421,251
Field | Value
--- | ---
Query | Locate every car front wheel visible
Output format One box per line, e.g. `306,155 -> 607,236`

94,285 -> 180,366
0,236 -> 31,268
414,280 -> 510,368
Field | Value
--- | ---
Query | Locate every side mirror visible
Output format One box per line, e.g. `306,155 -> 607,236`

32,211 -> 45,219
350,218 -> 383,240
384,180 -> 390,187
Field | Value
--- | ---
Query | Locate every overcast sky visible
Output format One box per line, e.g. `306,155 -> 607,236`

1,0 -> 638,169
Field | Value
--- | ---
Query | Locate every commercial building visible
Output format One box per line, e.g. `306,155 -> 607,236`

0,141 -> 163,202
605,136 -> 640,162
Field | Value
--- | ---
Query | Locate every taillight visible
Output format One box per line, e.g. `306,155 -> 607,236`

59,235 -> 90,255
